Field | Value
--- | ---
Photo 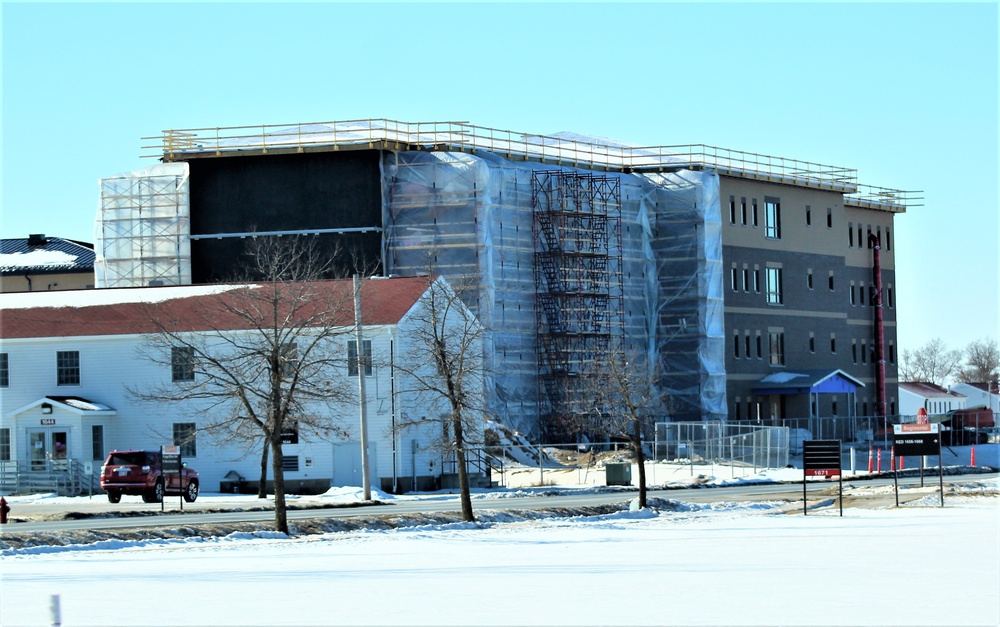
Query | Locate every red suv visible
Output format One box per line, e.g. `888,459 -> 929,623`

100,450 -> 200,503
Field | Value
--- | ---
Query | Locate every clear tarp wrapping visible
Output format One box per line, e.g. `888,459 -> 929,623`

95,163 -> 191,288
382,150 -> 726,437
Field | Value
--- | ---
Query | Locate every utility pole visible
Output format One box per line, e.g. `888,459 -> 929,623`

354,275 -> 372,501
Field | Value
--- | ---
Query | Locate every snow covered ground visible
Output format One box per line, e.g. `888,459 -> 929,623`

2,476 -> 998,626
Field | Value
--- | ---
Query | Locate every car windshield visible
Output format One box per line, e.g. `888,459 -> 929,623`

108,452 -> 148,466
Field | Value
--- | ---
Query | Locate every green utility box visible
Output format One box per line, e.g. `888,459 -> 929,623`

605,462 -> 632,486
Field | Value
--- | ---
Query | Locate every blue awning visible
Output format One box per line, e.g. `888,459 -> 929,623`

753,369 -> 865,396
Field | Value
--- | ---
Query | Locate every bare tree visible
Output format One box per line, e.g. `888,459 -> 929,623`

898,338 -> 963,386
586,345 -> 662,510
130,235 -> 360,534
391,275 -> 488,522
958,338 -> 1000,384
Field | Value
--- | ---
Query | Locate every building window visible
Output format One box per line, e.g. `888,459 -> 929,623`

745,333 -> 751,358
742,268 -> 749,292
0,353 -> 7,388
735,400 -> 742,420
57,350 -> 80,386
92,425 -> 104,461
850,281 -> 856,306
282,456 -> 300,472
766,267 -> 783,305
768,331 -> 785,366
729,197 -> 736,224
867,225 -> 873,248
280,342 -> 298,379
848,222 -> 854,247
861,341 -> 868,364
890,400 -> 896,416
173,422 -> 197,458
756,333 -> 762,359
830,334 -> 837,354
888,342 -> 895,364
887,285 -> 894,308
807,270 -> 814,290
832,399 -> 838,416
733,332 -> 741,359
730,267 -> 738,291
171,346 -> 195,382
751,200 -> 758,227
753,268 -> 760,293
809,333 -> 815,353
740,198 -> 747,226
0,428 -> 10,461
885,228 -> 891,251
348,340 -> 373,377
858,283 -> 866,306
827,208 -> 833,228
764,199 -> 781,239
852,341 -> 858,364
805,205 -> 812,226
828,273 -> 835,291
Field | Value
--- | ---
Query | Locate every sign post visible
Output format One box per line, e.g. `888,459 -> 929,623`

802,440 -> 843,516
161,445 -> 183,512
892,424 -> 943,507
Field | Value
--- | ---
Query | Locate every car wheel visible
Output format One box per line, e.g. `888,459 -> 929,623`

145,480 -> 164,503
107,490 -> 121,503
183,481 -> 199,503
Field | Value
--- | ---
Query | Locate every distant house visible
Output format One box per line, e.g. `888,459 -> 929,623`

950,382 -> 1000,416
0,276 -> 486,496
0,234 -> 96,293
898,382 -> 967,418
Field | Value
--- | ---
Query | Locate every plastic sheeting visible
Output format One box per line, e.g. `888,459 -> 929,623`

382,150 -> 726,437
95,163 -> 191,288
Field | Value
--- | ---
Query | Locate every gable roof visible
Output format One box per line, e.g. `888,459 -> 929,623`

898,381 -> 965,399
0,276 -> 433,339
0,235 -> 96,275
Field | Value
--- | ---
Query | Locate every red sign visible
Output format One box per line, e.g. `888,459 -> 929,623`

896,423 -> 939,433
805,469 -> 840,477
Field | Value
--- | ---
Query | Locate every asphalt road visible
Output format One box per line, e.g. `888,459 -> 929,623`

2,471 -> 994,535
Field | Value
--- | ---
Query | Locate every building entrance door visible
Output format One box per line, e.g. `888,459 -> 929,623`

27,429 -> 69,471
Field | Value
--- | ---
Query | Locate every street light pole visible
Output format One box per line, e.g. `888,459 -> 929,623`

354,274 -> 372,501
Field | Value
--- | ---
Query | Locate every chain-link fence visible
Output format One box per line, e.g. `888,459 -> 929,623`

655,421 -> 789,472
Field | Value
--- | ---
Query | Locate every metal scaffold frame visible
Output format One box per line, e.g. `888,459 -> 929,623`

532,171 -> 624,438
96,164 -> 191,288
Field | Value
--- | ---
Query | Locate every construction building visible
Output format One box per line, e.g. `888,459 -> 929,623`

94,119 -> 917,439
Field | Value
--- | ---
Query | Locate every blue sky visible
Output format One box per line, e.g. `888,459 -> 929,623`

2,2 -> 997,352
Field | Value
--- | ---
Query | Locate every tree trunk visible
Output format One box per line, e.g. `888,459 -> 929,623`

633,418 -> 647,510
257,443 -> 269,499
452,414 -> 475,522
270,433 -> 289,535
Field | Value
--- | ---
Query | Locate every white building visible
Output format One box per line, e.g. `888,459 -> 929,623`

897,382 -> 967,418
950,382 -> 1000,416
0,276 -> 486,496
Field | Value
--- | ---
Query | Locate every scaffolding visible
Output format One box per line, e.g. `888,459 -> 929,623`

531,171 -> 624,437
95,163 -> 191,288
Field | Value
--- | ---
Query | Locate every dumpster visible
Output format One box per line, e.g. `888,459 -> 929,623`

605,462 -> 632,486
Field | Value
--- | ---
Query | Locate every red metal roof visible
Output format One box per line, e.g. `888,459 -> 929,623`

0,276 -> 433,339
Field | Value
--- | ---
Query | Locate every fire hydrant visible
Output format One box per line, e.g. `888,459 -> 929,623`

0,496 -> 10,524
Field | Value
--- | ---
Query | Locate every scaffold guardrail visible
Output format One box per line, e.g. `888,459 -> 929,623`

141,118 -> 903,197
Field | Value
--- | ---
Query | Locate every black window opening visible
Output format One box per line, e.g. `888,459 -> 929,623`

769,332 -> 785,366
283,456 -> 300,472
57,351 -> 80,386
0,353 -> 8,388
729,198 -> 737,224
826,207 -> 833,228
